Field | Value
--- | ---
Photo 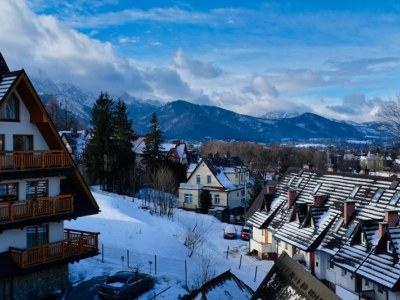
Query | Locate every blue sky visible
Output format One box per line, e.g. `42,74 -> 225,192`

1,1 -> 400,121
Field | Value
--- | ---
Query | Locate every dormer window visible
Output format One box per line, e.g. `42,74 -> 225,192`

349,186 -> 360,199
0,93 -> 19,121
389,191 -> 400,205
312,183 -> 322,195
372,188 -> 385,202
287,177 -> 295,186
387,241 -> 394,253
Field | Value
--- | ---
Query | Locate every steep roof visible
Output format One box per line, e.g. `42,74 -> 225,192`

248,166 -> 400,291
252,251 -> 340,300
0,52 -> 99,216
182,270 -> 254,300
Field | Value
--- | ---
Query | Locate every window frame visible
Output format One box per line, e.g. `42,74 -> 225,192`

0,94 -> 20,122
13,135 -> 33,151
387,240 -> 394,253
184,194 -> 192,203
196,175 -> 201,184
0,134 -> 4,151
0,182 -> 18,201
214,194 -> 220,205
207,175 -> 211,184
26,180 -> 48,200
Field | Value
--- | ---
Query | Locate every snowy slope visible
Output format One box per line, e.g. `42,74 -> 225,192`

65,187 -> 272,299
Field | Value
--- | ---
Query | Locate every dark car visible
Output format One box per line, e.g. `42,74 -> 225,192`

223,224 -> 237,239
240,226 -> 251,241
96,271 -> 153,300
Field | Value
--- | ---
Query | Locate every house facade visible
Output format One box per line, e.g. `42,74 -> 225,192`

0,53 -> 99,299
178,158 -> 251,211
248,166 -> 400,300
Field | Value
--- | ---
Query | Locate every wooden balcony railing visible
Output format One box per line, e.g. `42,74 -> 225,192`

0,150 -> 71,170
10,229 -> 99,268
0,194 -> 74,223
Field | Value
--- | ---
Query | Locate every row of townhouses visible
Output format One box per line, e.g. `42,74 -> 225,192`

247,166 -> 400,300
0,53 -> 100,299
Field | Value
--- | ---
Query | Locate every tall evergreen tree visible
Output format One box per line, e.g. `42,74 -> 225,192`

84,92 -> 115,190
142,112 -> 163,173
111,100 -> 136,194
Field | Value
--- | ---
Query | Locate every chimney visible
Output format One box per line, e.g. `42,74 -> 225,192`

379,222 -> 388,239
385,210 -> 399,228
344,200 -> 356,225
327,164 -> 337,172
267,185 -> 276,195
288,189 -> 297,208
303,160 -> 313,170
313,194 -> 325,207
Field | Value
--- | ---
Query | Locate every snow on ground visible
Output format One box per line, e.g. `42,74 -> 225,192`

66,187 -> 273,298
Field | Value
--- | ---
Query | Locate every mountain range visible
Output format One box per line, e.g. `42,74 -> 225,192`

32,78 -> 389,143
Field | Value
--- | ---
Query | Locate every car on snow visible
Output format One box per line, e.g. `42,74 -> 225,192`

223,224 -> 238,239
96,270 -> 153,299
240,226 -> 251,241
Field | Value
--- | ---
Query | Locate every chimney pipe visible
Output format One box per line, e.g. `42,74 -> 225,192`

313,194 -> 325,207
385,210 -> 399,228
379,222 -> 387,239
267,185 -> 276,195
344,200 -> 356,225
288,189 -> 297,208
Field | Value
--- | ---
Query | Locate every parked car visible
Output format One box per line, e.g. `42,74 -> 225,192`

96,271 -> 153,299
224,224 -> 237,239
240,226 -> 251,241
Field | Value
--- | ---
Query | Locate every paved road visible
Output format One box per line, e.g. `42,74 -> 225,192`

64,276 -> 107,300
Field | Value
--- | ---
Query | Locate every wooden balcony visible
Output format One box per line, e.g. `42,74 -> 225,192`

0,195 -> 74,223
10,229 -> 99,269
0,150 -> 71,170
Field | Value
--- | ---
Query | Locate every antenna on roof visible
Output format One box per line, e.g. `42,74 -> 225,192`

0,53 -> 10,77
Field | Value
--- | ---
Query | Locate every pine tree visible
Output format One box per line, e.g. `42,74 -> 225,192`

142,112 -> 163,173
84,92 -> 115,190
248,177 -> 263,208
111,100 -> 136,194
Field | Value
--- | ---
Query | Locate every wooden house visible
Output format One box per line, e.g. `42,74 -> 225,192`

0,53 -> 99,299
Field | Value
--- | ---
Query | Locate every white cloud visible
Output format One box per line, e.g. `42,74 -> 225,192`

174,49 -> 223,79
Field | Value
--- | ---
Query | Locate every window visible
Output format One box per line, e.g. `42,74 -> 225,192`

26,224 -> 48,248
328,257 -> 334,269
0,183 -> 18,201
214,194 -> 220,205
184,194 -> 192,203
241,190 -> 245,196
390,191 -> 400,205
334,218 -> 343,232
345,223 -> 357,237
241,198 -> 245,205
312,183 -> 322,195
26,180 -> 48,199
13,135 -> 33,151
361,232 -> 366,245
0,134 -> 4,151
0,94 -> 19,121
207,175 -> 211,184
372,188 -> 385,202
196,175 -> 201,184
341,269 -> 347,276
387,241 -> 394,253
285,243 -> 288,250
349,186 -> 360,199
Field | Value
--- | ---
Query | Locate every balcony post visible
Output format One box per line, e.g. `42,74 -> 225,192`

9,203 -> 13,222
52,197 -> 56,214
41,152 -> 44,168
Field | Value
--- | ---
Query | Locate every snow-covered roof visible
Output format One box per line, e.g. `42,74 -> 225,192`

247,166 -> 400,289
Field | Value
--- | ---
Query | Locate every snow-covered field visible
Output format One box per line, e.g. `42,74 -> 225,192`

66,187 -> 273,298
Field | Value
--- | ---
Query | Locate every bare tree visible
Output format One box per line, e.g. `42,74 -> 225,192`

190,253 -> 216,290
184,223 -> 206,257
153,167 -> 177,218
379,97 -> 400,137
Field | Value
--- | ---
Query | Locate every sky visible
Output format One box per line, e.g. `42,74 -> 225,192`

1,1 -> 400,122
